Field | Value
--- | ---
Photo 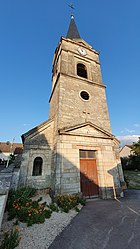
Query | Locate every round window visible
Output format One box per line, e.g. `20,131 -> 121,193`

80,91 -> 90,101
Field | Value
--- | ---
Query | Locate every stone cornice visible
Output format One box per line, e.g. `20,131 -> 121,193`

61,36 -> 99,55
59,131 -> 114,140
58,121 -> 114,138
61,73 -> 106,89
62,48 -> 100,65
49,72 -> 106,104
22,118 -> 54,143
73,53 -> 100,65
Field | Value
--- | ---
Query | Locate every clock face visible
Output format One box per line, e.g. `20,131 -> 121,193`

77,47 -> 87,56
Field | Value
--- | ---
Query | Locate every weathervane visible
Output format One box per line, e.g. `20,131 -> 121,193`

68,3 -> 75,18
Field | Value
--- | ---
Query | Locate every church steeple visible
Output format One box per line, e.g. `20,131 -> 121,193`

20,8 -> 124,200
66,15 -> 81,39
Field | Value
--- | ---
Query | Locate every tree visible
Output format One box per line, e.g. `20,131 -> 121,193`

129,138 -> 140,170
131,138 -> 140,156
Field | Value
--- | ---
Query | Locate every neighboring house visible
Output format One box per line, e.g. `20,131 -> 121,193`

120,145 -> 133,158
0,142 -> 23,161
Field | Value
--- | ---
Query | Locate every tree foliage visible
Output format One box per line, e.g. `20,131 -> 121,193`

121,138 -> 140,170
131,138 -> 140,156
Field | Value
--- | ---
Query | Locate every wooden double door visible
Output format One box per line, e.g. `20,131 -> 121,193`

80,150 -> 99,197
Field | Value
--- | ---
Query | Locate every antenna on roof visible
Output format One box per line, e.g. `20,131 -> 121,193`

68,3 -> 75,19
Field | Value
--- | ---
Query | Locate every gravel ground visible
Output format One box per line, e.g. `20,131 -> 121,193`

0,195 -> 80,249
16,210 -> 77,249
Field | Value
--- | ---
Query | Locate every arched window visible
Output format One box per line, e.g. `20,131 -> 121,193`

32,157 -> 43,176
77,63 -> 87,79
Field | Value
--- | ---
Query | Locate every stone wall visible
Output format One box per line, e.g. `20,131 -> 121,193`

10,168 -> 20,190
19,145 -> 52,189
19,120 -> 54,189
57,74 -> 111,132
0,166 -> 17,229
50,38 -> 112,134
54,133 -> 123,199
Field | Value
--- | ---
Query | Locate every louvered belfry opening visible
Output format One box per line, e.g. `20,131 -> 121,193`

77,63 -> 87,79
32,157 -> 43,176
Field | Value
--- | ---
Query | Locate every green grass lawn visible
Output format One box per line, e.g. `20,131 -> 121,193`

124,170 -> 140,189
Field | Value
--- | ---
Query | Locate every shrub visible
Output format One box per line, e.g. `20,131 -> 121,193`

0,228 -> 20,249
121,155 -> 140,171
75,206 -> 80,212
7,187 -> 36,210
7,187 -> 52,226
54,193 -> 86,213
48,203 -> 59,212
7,188 -> 85,226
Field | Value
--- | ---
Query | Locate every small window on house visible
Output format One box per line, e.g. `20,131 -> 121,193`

32,157 -> 43,176
77,63 -> 87,79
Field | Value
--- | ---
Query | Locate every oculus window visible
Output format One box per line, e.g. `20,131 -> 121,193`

80,91 -> 90,101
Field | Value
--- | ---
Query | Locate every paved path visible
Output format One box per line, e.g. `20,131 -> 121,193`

49,190 -> 140,249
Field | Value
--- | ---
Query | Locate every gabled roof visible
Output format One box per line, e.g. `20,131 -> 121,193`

125,144 -> 132,148
21,118 -> 54,143
58,121 -> 118,141
0,142 -> 23,154
66,15 -> 81,40
119,144 -> 132,153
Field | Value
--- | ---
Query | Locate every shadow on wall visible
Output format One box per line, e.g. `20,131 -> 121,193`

108,165 -> 126,198
19,129 -> 124,199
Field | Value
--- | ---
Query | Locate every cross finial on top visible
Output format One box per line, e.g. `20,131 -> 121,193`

68,3 -> 75,18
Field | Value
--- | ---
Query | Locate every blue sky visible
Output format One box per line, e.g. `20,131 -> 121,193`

0,0 -> 140,145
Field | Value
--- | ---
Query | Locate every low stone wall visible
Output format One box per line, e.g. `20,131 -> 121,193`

0,166 -> 13,195
11,168 -> 20,190
0,165 -> 20,229
0,195 -> 8,229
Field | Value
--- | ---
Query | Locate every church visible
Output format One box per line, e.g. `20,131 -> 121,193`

19,15 -> 124,199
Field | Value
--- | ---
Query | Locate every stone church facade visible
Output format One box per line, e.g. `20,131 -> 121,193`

19,16 -> 124,199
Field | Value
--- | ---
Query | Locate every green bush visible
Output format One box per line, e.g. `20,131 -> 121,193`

0,228 -> 20,249
7,187 -> 52,226
121,155 -> 140,171
48,203 -> 59,212
7,187 -> 36,211
54,193 -> 86,213
7,188 -> 85,226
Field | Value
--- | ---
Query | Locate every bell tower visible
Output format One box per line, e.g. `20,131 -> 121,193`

49,15 -> 112,133
20,15 -> 124,199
